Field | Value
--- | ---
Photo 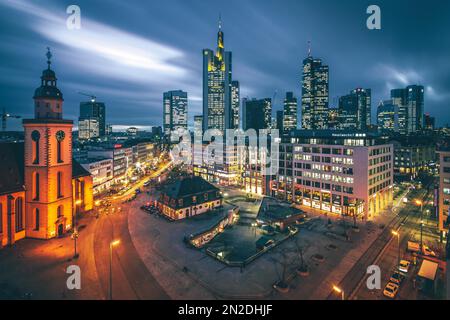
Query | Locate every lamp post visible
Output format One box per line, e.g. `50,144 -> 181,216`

109,239 -> 121,300
72,199 -> 82,259
333,285 -> 345,300
415,200 -> 424,254
392,230 -> 400,270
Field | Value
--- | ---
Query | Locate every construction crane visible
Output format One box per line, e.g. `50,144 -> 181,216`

1,108 -> 21,131
78,92 -> 97,103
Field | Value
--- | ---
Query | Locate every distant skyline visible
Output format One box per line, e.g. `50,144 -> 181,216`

1,0 -> 450,131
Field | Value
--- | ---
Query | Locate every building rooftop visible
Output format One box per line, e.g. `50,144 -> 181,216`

162,176 -> 220,199
289,129 -> 382,139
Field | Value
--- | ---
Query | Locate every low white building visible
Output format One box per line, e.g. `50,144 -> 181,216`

80,157 -> 114,195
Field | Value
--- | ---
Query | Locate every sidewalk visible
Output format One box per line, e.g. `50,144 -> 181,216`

0,213 -> 103,300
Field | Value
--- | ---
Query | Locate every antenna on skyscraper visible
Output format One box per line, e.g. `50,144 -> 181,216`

307,41 -> 312,57
219,13 -> 222,30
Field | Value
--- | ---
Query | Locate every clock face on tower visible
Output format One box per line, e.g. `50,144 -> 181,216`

56,130 -> 66,142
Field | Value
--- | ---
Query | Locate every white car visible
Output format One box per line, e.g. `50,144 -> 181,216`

398,260 -> 411,274
383,282 -> 399,299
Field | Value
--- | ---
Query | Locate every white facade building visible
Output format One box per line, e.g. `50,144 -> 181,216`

271,131 -> 394,220
80,158 -> 113,194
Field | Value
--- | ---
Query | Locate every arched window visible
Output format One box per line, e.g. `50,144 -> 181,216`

15,197 -> 24,232
35,209 -> 40,231
33,172 -> 40,201
57,140 -> 62,162
31,130 -> 40,164
57,172 -> 63,198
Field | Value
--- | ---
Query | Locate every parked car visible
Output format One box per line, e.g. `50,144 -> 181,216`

383,282 -> 399,299
389,271 -> 405,285
143,180 -> 152,187
398,260 -> 411,274
407,241 -> 436,256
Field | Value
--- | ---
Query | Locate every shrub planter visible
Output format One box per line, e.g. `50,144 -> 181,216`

273,281 -> 289,293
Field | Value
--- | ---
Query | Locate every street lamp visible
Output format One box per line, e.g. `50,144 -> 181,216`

420,220 -> 424,254
415,199 -> 424,254
72,199 -> 82,259
109,239 -> 121,300
392,230 -> 400,270
332,285 -> 345,300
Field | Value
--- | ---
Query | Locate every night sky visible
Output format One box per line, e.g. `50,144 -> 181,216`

1,0 -> 450,131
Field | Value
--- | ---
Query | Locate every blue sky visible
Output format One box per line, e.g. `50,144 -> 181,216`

1,0 -> 449,130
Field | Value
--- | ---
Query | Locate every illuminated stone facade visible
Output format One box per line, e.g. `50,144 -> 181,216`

0,50 -> 93,247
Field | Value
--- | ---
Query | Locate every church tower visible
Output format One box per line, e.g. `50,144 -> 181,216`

23,48 -> 74,239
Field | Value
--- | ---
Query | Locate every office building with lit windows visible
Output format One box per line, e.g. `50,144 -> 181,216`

194,115 -> 203,138
163,90 -> 188,141
202,19 -> 234,133
438,149 -> 450,239
391,85 -> 425,135
301,53 -> 329,130
271,130 -> 393,220
391,135 -> 436,180
78,118 -> 100,140
79,101 -> 106,137
283,92 -> 297,133
242,98 -> 272,131
338,88 -> 371,130
377,100 -> 399,133
231,81 -> 240,129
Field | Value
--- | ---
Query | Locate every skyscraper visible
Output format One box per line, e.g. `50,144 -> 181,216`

391,85 -> 424,135
78,118 -> 99,140
424,113 -> 435,130
377,100 -> 399,133
194,115 -> 203,138
242,98 -> 272,131
301,50 -> 329,130
78,101 -> 106,139
283,92 -> 297,133
163,90 -> 188,139
202,18 -> 233,133
338,88 -> 371,130
276,110 -> 284,133
231,81 -> 240,129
